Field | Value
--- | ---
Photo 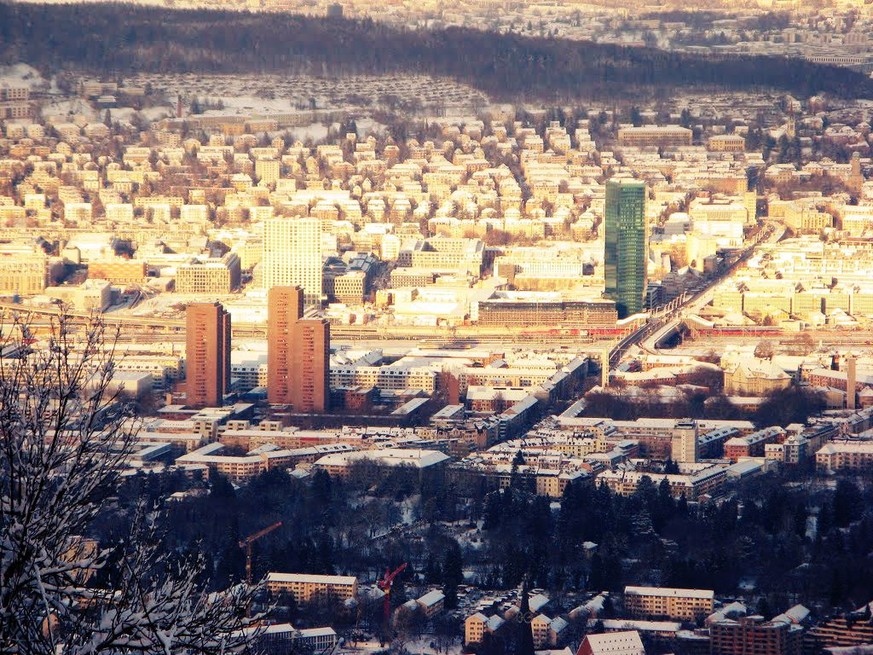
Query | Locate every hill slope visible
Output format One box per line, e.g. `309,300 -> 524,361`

0,2 -> 870,100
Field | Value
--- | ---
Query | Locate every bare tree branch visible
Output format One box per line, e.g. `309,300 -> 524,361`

0,311 -> 262,655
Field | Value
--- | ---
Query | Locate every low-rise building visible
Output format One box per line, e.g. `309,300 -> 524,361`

618,126 -> 693,148
623,586 -> 714,621
465,612 -> 506,645
416,590 -> 445,618
804,602 -> 873,653
723,361 -> 793,396
265,572 -> 357,607
816,441 -> 873,471
724,427 -> 785,461
576,630 -> 645,655
711,614 -> 803,655
598,466 -> 726,501
313,448 -> 450,480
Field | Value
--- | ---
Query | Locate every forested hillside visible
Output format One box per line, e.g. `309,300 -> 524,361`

1,2 -> 872,100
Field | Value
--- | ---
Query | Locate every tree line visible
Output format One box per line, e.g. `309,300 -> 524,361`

1,3 -> 872,101
103,453 -> 873,625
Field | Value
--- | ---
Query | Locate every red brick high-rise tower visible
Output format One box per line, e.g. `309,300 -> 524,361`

267,286 -> 330,412
185,302 -> 231,408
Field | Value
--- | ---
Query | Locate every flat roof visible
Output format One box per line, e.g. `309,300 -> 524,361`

418,590 -> 446,606
624,586 -> 714,600
266,572 -> 357,585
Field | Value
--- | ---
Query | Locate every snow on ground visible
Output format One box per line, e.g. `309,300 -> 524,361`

399,496 -> 419,524
126,72 -> 491,114
128,293 -> 190,319
109,106 -> 174,123
285,123 -> 330,143
0,64 -> 46,90
355,117 -> 388,136
41,98 -> 99,122
343,636 -> 461,655
403,636 -> 463,655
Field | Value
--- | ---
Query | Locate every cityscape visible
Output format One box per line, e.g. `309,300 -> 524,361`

1,1 -> 873,655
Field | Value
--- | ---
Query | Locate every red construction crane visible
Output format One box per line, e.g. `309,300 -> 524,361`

377,562 -> 408,628
238,521 -> 282,584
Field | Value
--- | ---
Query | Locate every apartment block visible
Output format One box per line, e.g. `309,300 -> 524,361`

711,616 -> 802,655
624,586 -> 714,621
804,603 -> 873,653
265,573 -> 357,607
267,286 -> 330,412
724,427 -> 785,461
816,442 -> 873,471
185,303 -> 231,408
598,467 -> 726,501
0,249 -> 47,295
618,126 -> 693,148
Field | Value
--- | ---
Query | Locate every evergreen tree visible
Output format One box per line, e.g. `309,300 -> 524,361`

442,540 -> 463,609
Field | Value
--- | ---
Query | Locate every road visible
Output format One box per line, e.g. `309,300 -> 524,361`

608,221 -> 785,369
0,223 -> 784,359
0,301 -> 617,352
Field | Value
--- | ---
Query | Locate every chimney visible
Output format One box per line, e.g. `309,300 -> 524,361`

847,354 -> 857,410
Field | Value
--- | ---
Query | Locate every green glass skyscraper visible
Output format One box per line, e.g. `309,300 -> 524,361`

604,179 -> 647,318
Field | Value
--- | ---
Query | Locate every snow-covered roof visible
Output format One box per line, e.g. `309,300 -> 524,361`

486,615 -> 506,631
417,590 -> 445,607
582,630 -> 645,655
624,586 -> 713,600
266,572 -> 357,586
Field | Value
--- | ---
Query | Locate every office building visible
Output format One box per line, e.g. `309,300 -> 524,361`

185,302 -> 231,408
0,249 -> 48,295
262,216 -> 322,305
476,296 -> 617,327
267,286 -> 330,412
175,253 -> 241,294
604,179 -> 647,318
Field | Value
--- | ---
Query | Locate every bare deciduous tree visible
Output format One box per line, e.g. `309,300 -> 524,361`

0,313 -> 261,655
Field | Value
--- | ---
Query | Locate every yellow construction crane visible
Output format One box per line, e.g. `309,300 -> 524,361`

238,521 -> 282,584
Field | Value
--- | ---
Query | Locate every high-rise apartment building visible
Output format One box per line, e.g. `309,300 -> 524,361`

604,179 -> 647,318
267,286 -> 303,405
185,302 -> 231,408
267,286 -> 330,412
291,319 -> 331,413
262,217 -> 322,305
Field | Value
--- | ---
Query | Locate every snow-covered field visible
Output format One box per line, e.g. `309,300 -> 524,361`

343,636 -> 462,655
